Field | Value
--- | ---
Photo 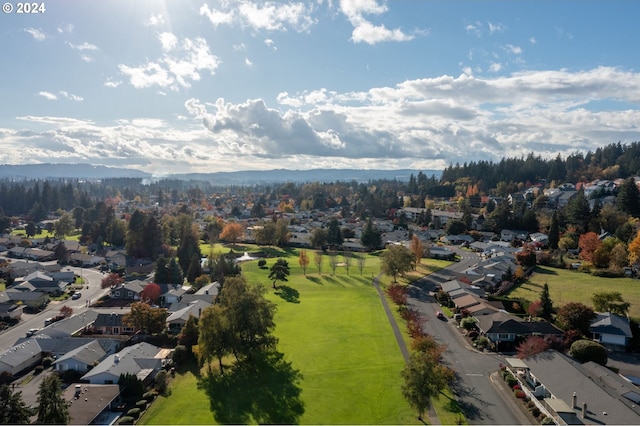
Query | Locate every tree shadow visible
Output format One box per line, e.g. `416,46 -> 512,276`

532,266 -> 558,275
275,285 -> 300,303
198,350 -> 305,424
305,276 -> 323,285
175,356 -> 202,379
449,375 -> 494,422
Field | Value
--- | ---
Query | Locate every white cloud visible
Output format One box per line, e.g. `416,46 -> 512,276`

38,91 -> 83,101
118,33 -> 220,91
104,78 -> 122,88
488,22 -> 505,34
25,28 -> 46,41
38,91 -> 57,100
233,43 -> 247,51
67,42 -> 98,51
264,39 -> 277,50
145,14 -> 165,26
339,0 -> 413,44
200,1 -> 316,33
245,57 -> 253,67
57,24 -> 74,34
489,63 -> 502,72
529,37 -> 537,45
504,44 -> 522,55
9,67 -> 640,174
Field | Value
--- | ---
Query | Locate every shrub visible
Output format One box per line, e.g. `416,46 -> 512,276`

530,406 -> 541,418
467,330 -> 479,340
505,375 -> 518,388
512,384 -> 521,390
460,317 -> 477,330
476,336 -> 489,348
42,356 -> 55,368
34,365 -> 44,375
118,416 -> 134,425
541,416 -> 556,425
569,340 -> 608,366
0,371 -> 13,384
135,400 -> 147,408
514,389 -> 526,398
126,408 -> 140,419
143,391 -> 156,401
155,369 -> 169,395
257,259 -> 267,268
172,344 -> 189,365
501,369 -> 511,380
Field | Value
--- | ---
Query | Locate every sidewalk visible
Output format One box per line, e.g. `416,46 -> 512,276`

372,274 -> 441,425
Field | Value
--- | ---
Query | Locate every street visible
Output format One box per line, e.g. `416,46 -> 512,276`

408,247 -> 530,425
0,266 -> 110,353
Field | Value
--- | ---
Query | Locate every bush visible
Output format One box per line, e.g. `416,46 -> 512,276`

514,389 -> 526,398
0,371 -> 13,384
541,416 -> 556,425
512,384 -> 521,390
258,259 -> 267,268
143,391 -> 156,401
467,330 -> 479,340
172,344 -> 190,365
505,375 -> 518,388
42,356 -> 55,368
34,365 -> 44,375
460,317 -> 477,330
530,406 -> 541,418
136,399 -> 147,408
118,416 -> 135,425
126,408 -> 140,418
476,336 -> 489,348
569,340 -> 608,366
501,369 -> 511,380
155,370 -> 169,395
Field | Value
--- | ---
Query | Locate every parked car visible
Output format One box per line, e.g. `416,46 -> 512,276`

71,292 -> 81,300
26,328 -> 39,337
436,311 -> 445,320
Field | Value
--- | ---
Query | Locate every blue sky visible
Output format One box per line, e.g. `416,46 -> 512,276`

1,0 -> 639,176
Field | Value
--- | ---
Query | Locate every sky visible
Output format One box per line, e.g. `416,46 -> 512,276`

1,0 -> 640,176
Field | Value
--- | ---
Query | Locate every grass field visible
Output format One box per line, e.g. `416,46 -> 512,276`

505,266 -> 640,318
140,246 -> 465,424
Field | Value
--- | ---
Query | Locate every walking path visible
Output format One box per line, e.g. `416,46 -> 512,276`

372,274 -> 441,425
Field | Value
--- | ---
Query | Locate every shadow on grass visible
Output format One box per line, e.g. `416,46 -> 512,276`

305,276 -> 323,285
198,350 -> 304,424
175,355 -> 202,378
532,266 -> 558,275
275,285 -> 300,303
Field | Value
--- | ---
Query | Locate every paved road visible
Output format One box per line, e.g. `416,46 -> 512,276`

408,247 -> 531,425
0,266 -> 110,352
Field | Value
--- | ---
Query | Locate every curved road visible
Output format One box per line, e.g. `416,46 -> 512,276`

0,266 -> 109,352
407,247 -> 530,425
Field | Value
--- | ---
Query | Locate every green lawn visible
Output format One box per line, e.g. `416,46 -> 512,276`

142,249 -> 420,424
505,266 -> 640,318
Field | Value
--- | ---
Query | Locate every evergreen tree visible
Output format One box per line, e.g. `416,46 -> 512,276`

540,283 -> 553,320
36,375 -> 69,425
177,232 -> 202,277
616,177 -> 640,217
565,190 -> 591,233
0,384 -> 34,424
326,218 -> 343,248
187,253 -> 203,284
548,211 -> 560,250
360,218 -> 382,250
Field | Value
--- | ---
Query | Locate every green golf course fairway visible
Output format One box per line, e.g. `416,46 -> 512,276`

141,252 -> 419,424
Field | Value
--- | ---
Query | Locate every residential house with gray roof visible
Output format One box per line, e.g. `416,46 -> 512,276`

589,312 -> 633,348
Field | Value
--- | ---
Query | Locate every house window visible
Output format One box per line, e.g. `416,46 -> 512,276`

114,291 -> 120,297
127,291 -> 133,297
498,333 -> 510,340
112,327 -> 120,334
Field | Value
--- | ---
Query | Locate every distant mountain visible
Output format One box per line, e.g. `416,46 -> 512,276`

0,164 -> 151,180
0,164 -> 442,184
166,169 -> 442,184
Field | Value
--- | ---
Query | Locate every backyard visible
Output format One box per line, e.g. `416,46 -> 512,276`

505,265 -> 640,319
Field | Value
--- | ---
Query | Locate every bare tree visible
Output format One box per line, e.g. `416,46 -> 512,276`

356,253 -> 366,276
314,251 -> 323,275
329,251 -> 338,275
343,251 -> 352,275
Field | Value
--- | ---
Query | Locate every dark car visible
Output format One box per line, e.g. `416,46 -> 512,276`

71,292 -> 81,300
436,311 -> 445,319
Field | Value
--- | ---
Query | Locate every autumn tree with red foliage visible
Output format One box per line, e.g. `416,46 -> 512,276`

578,232 -> 602,263
527,300 -> 543,318
101,273 -> 124,289
386,283 -> 408,306
59,305 -> 73,318
140,283 -> 162,304
516,335 -> 549,359
516,244 -> 537,268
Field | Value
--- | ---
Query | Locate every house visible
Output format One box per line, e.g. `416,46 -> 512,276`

0,339 -> 44,375
195,282 -> 220,299
0,292 -> 24,319
589,312 -> 633,347
476,311 -> 563,346
53,340 -> 110,372
429,246 -> 456,260
166,300 -> 211,333
507,350 -> 640,425
69,253 -> 105,267
4,289 -> 49,309
90,312 -> 136,335
14,271 -> 67,295
500,229 -> 528,242
64,384 -> 122,426
110,280 -> 146,301
440,234 -> 474,245
81,342 -> 170,385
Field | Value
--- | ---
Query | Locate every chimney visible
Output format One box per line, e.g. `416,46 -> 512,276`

114,354 -> 120,364
582,402 -> 587,418
572,392 -> 577,408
